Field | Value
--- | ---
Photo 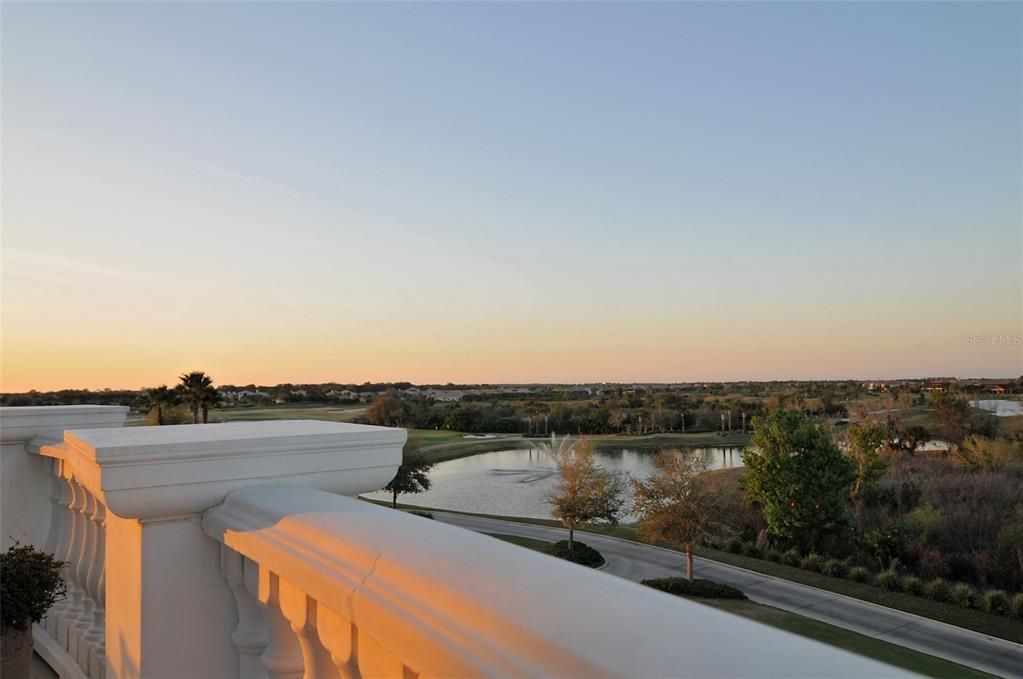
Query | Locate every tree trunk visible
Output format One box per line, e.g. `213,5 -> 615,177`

191,405 -> 199,424
157,406 -> 165,426
568,524 -> 574,553
686,543 -> 694,580
202,404 -> 209,424
392,490 -> 398,508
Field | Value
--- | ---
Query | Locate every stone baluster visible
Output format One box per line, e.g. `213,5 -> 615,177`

85,501 -> 107,679
277,579 -> 340,679
69,488 -> 97,666
222,547 -> 268,679
58,476 -> 86,650
43,458 -> 71,637
257,569 -> 305,679
314,605 -> 359,679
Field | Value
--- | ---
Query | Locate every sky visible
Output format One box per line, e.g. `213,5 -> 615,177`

2,1 -> 1021,391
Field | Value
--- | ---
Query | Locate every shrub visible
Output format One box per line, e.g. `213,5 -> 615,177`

766,549 -> 783,563
900,576 -> 924,596
1,542 -> 67,631
1011,592 -> 1023,620
725,537 -> 743,554
642,577 -> 747,600
741,542 -> 763,559
981,589 -> 1010,615
782,548 -> 801,567
875,569 -> 899,591
849,566 -> 871,583
951,582 -> 975,608
545,540 -> 604,568
926,578 -> 951,602
800,553 -> 823,572
822,559 -> 847,578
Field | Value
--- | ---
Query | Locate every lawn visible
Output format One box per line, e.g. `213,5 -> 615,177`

482,531 -> 995,678
588,431 -> 751,448
692,598 -> 997,679
213,404 -> 366,423
485,533 -> 553,552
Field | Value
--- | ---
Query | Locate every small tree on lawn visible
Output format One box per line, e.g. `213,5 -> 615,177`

633,452 -> 727,580
545,438 -> 627,552
384,442 -> 434,508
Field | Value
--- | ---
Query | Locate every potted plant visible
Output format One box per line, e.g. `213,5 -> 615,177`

1,542 -> 66,679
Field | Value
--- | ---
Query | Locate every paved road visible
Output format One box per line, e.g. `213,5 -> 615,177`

434,512 -> 1023,679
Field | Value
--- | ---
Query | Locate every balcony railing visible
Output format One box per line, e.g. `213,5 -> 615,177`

0,406 -> 907,678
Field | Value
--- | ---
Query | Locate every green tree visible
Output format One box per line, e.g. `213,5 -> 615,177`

998,505 -> 1023,577
384,443 -> 434,508
545,438 -> 627,552
199,383 -> 222,424
632,452 -> 728,580
178,371 -> 214,424
847,423 -> 887,498
953,435 -> 1023,471
742,410 -> 856,552
138,385 -> 179,426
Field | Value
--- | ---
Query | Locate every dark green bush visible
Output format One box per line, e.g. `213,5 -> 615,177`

900,576 -> 924,596
800,553 -> 823,572
725,537 -> 743,554
765,549 -> 783,563
848,566 -> 871,583
1011,593 -> 1023,620
822,558 -> 847,578
642,577 -> 747,600
545,540 -> 605,568
741,542 -> 763,559
926,578 -> 951,602
875,569 -> 899,591
981,590 -> 1009,615
1,542 -> 67,631
782,548 -> 801,567
951,582 -> 975,608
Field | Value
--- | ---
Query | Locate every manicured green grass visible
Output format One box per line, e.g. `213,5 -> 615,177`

213,404 -> 366,423
485,533 -> 552,552
588,431 -> 751,448
692,545 -> 1023,644
690,598 -> 998,679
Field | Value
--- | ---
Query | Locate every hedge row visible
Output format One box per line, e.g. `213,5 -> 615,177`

545,540 -> 605,568
721,539 -> 1023,619
642,577 -> 748,600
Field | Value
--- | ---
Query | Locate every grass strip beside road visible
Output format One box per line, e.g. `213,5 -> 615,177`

693,598 -> 998,679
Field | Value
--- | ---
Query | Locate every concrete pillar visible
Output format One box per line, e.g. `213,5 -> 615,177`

0,406 -> 128,549
41,419 -> 404,679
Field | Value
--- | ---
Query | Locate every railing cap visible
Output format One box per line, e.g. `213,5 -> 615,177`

205,485 -> 912,678
64,420 -> 405,463
0,405 -> 128,444
43,420 -> 405,520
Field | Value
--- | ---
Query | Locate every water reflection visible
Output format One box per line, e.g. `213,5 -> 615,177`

362,446 -> 744,521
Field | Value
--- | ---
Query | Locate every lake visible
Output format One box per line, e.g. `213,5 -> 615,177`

363,446 -> 744,521
970,399 -> 1023,417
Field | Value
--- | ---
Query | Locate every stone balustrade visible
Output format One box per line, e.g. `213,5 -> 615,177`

0,407 -> 908,678
203,484 -> 906,679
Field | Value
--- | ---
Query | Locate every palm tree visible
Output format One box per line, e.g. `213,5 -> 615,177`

199,383 -> 222,424
138,385 -> 179,425
178,371 -> 214,424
